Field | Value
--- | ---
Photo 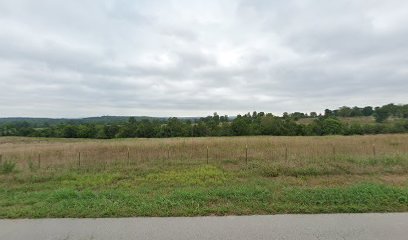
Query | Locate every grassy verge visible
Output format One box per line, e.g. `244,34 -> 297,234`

1,158 -> 408,218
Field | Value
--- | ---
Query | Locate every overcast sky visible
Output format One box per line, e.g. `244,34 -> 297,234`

0,0 -> 407,118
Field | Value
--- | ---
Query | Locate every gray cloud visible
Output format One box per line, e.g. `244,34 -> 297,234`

0,0 -> 407,117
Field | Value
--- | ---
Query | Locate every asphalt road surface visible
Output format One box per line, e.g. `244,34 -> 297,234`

1,213 -> 408,240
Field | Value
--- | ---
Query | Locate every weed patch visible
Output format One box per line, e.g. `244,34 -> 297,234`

283,183 -> 408,212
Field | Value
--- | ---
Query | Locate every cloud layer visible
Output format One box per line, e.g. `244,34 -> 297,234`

1,0 -> 408,117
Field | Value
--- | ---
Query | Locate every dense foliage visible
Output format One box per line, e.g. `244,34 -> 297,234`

1,103 -> 408,138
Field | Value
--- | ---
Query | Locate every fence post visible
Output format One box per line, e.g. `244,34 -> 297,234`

206,146 -> 209,164
127,147 -> 130,165
245,145 -> 248,165
0,154 -> 2,165
372,144 -> 376,157
78,152 -> 81,168
38,153 -> 41,169
285,146 -> 288,161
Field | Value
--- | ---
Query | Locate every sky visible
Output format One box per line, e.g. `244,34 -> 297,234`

0,0 -> 408,118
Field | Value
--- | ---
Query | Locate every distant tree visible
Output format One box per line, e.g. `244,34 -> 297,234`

346,123 -> 364,135
167,117 -> 186,137
15,121 -> 30,128
95,126 -> 107,139
77,124 -> 97,138
402,105 -> 408,118
231,117 -> 250,136
136,120 -> 155,138
321,118 -> 343,135
220,115 -> 229,122
193,122 -> 209,137
260,116 -> 279,135
290,112 -> 306,120
17,126 -> 35,137
337,106 -> 353,117
324,109 -> 333,117
2,103 -> 408,139
128,117 -> 137,124
362,106 -> 374,116
62,125 -> 78,138
374,107 -> 390,123
350,107 -> 363,117
104,125 -> 119,138
381,103 -> 398,116
213,112 -> 220,124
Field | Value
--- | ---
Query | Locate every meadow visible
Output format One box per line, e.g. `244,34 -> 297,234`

1,134 -> 408,218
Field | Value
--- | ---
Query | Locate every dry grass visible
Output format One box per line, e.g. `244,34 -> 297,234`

0,134 -> 408,172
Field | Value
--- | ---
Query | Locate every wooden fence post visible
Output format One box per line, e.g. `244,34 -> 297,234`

38,153 -> 41,169
206,146 -> 209,164
127,147 -> 130,165
78,152 -> 81,168
245,145 -> 248,165
372,144 -> 376,157
0,154 -> 2,165
285,146 -> 288,161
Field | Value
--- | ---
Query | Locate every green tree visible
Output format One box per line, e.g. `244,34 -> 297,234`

231,117 -> 250,136
321,118 -> 343,135
260,115 -> 284,135
62,125 -> 78,138
77,124 -> 98,138
350,107 -> 363,117
324,109 -> 333,117
374,107 -> 390,123
362,106 -> 374,116
337,106 -> 353,117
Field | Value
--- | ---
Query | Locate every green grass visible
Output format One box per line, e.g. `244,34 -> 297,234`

1,158 -> 408,218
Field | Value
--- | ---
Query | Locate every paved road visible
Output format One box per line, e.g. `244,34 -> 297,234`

1,213 -> 408,240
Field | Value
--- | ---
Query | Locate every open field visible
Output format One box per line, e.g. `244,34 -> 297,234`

1,134 -> 408,218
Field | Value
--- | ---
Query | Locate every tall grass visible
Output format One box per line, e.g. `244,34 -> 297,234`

0,134 -> 407,172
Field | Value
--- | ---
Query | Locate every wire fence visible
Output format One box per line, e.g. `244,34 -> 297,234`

1,135 -> 408,171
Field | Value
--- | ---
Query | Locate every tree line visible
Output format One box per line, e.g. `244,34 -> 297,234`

287,103 -> 408,122
1,103 -> 408,139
